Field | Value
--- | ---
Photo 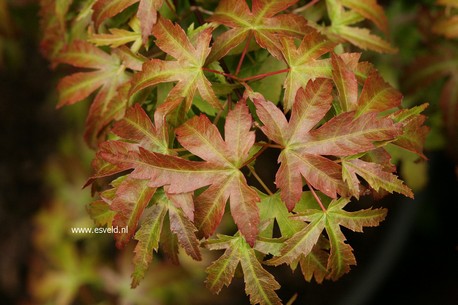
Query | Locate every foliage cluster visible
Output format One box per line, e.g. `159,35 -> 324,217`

38,0 -> 430,304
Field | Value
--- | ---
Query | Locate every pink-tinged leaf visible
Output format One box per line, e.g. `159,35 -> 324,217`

239,238 -> 282,305
331,53 -> 358,112
168,203 -> 202,261
390,104 -> 429,159
83,72 -> 131,147
130,149 -> 225,193
275,152 -> 304,211
205,240 -> 240,294
111,177 -> 156,248
356,70 -> 403,116
112,104 -> 169,153
280,32 -> 335,111
112,46 -> 146,71
328,199 -> 387,233
166,188 -> 194,221
55,40 -> 131,147
137,0 -> 164,43
195,185 -> 229,239
299,236 -> 329,284
55,40 -> 113,69
131,202 -> 167,287
225,103 -> 256,166
294,152 -> 348,199
302,112 -> 401,156
92,140 -> 139,178
288,79 -> 333,144
57,71 -> 108,107
176,114 -> 230,166
228,174 -> 260,247
92,0 -> 138,28
267,213 -> 325,266
208,0 -> 308,62
252,0 -> 298,17
253,96 -> 289,145
342,159 -> 414,198
129,19 -> 221,115
102,104 -> 261,243
206,28 -> 250,64
152,17 -> 199,62
335,26 -> 397,54
341,0 -> 388,34
342,162 -> 362,199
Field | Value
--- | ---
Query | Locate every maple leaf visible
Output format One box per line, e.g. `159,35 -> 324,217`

324,0 -> 397,53
129,17 -> 222,119
342,158 -> 413,198
207,0 -> 309,63
206,235 -> 282,305
131,188 -> 201,287
88,17 -> 143,52
280,30 -> 336,111
254,79 -> 402,209
55,40 -> 132,146
267,197 -> 387,281
100,102 -> 260,246
92,0 -> 164,43
389,104 -> 429,159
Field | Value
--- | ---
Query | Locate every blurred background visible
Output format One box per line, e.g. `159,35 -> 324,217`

0,0 -> 457,304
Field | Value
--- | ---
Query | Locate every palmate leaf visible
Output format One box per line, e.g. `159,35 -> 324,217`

92,0 -> 164,43
100,102 -> 260,246
324,0 -> 397,53
130,188 -> 200,287
254,79 -> 401,209
280,30 -> 336,111
206,235 -> 282,305
268,198 -> 387,281
55,40 -> 132,146
129,17 -> 222,119
89,105 -> 201,285
207,0 -> 309,62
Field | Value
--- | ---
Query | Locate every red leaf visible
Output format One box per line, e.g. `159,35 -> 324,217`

208,0 -> 309,62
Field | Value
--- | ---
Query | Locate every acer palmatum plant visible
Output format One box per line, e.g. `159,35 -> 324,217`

40,0 -> 429,304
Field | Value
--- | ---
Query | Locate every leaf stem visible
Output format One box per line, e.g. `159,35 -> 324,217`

248,165 -> 273,196
190,6 -> 214,16
240,68 -> 290,82
235,33 -> 253,76
307,182 -> 327,212
202,67 -> 240,81
213,99 -> 228,125
241,144 -> 269,168
254,142 -> 283,149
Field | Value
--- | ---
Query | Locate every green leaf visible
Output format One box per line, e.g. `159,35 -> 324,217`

205,236 -> 282,305
131,201 -> 167,287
